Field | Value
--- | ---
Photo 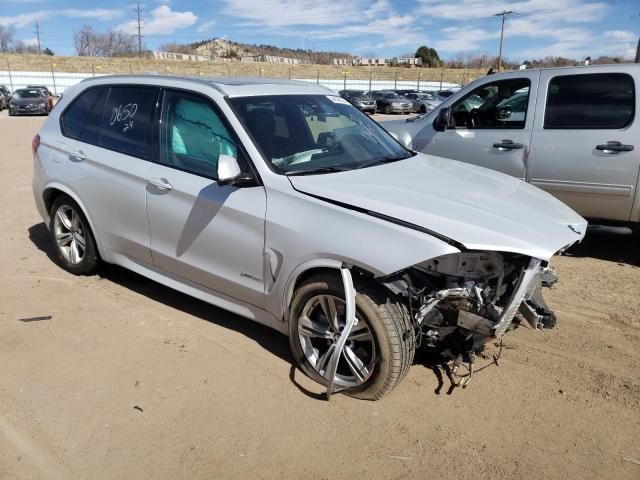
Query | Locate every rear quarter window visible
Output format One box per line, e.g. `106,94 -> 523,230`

61,87 -> 107,141
544,73 -> 635,129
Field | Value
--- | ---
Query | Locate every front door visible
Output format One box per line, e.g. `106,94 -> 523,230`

146,89 -> 267,307
422,73 -> 539,180
529,70 -> 639,221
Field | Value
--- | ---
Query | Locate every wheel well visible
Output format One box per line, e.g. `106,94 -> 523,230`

291,265 -> 381,298
43,188 -> 64,214
293,267 -> 339,292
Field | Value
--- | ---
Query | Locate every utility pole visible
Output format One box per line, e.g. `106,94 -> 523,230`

494,10 -> 514,71
135,3 -> 143,58
633,14 -> 640,63
34,19 -> 42,55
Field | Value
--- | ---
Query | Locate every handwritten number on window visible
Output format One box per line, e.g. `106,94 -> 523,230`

109,103 -> 138,133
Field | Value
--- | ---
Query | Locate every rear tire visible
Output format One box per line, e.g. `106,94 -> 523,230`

289,272 -> 415,400
49,195 -> 99,275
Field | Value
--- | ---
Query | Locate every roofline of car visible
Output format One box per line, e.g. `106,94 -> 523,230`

79,74 -> 333,97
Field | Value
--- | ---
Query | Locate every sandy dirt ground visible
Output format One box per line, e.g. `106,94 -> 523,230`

1,112 -> 639,480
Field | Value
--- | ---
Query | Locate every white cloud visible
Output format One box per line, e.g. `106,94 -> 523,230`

0,8 -> 124,28
0,10 -> 46,27
224,0 -> 363,27
61,9 -> 125,21
197,19 -> 216,33
420,0 -> 622,59
20,36 -> 39,46
604,30 -> 636,42
117,5 -> 197,36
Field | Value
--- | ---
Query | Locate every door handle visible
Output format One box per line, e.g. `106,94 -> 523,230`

595,141 -> 634,154
493,140 -> 523,150
72,150 -> 86,161
147,178 -> 173,191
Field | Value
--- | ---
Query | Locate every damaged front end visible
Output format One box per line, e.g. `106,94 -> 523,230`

385,251 -> 557,386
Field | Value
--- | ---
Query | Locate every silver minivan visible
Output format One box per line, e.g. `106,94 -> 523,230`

385,64 -> 640,226
32,75 -> 586,399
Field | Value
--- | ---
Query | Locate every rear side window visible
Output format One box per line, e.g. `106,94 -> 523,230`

61,87 -> 106,141
544,73 -> 635,129
100,86 -> 158,159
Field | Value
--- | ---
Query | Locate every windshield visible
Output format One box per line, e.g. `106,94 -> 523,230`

13,89 -> 42,99
383,93 -> 403,99
230,94 -> 413,175
418,93 -> 435,100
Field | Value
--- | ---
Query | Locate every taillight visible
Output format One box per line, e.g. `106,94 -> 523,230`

32,134 -> 40,157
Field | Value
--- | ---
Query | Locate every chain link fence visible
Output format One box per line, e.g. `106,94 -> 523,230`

1,56 -> 476,95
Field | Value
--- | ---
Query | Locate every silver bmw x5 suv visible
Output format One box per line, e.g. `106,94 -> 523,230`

32,76 -> 586,400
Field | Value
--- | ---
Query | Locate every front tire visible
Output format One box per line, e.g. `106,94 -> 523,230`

384,104 -> 392,114
49,195 -> 99,275
289,272 -> 415,400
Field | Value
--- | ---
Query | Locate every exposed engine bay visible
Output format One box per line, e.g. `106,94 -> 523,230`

384,251 -> 557,387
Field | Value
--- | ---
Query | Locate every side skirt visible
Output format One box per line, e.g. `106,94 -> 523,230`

102,249 -> 287,335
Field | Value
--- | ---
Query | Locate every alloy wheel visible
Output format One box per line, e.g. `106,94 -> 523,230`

297,294 -> 376,388
53,205 -> 86,265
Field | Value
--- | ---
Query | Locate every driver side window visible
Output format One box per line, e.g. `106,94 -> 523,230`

451,78 -> 530,129
160,90 -> 238,179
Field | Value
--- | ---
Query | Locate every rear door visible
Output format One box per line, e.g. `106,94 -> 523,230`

423,72 -> 539,180
145,89 -> 267,307
58,85 -> 158,263
529,69 -> 639,221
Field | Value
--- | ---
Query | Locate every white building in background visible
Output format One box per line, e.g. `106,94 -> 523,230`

397,57 -> 422,67
359,58 -> 388,67
333,58 -> 359,66
258,55 -> 305,64
152,51 -> 213,62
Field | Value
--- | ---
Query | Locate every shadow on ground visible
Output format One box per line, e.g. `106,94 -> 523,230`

27,222 -> 292,366
564,225 -> 639,266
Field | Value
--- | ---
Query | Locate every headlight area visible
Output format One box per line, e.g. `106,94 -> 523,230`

382,251 -> 554,386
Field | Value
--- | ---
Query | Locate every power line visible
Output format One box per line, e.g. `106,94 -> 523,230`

135,3 -> 143,58
494,10 -> 514,71
34,19 -> 42,55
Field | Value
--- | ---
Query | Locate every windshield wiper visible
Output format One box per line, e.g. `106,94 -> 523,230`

356,152 -> 416,169
284,166 -> 349,176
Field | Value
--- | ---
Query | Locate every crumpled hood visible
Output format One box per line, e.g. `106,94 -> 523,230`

288,153 -> 587,260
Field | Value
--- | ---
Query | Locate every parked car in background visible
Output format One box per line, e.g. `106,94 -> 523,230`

27,85 -> 54,110
383,64 -> 640,227
0,85 -> 11,98
437,90 -> 455,98
368,91 -> 413,114
338,89 -> 376,114
8,88 -> 51,116
404,92 -> 442,113
32,75 -> 585,400
394,89 -> 419,96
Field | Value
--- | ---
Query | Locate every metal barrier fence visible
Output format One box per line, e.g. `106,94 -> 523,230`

0,68 -> 460,95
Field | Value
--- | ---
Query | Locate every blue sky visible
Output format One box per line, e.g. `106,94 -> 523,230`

1,0 -> 638,60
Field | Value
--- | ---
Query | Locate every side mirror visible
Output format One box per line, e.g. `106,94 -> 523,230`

217,154 -> 242,186
434,107 -> 452,132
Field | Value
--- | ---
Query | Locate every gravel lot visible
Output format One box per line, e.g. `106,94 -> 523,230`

1,112 -> 639,480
